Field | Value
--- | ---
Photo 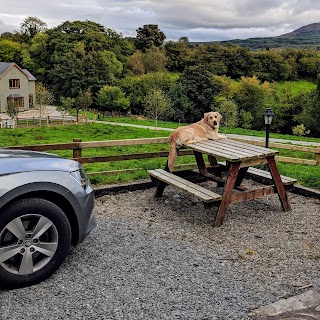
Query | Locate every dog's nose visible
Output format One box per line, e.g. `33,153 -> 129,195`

213,120 -> 217,126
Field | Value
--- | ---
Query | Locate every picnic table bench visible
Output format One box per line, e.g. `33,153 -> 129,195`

148,138 -> 296,227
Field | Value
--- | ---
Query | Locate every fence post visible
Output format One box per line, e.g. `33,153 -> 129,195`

315,150 -> 320,166
73,138 -> 82,159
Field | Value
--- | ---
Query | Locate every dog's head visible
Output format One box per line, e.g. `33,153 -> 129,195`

204,112 -> 222,129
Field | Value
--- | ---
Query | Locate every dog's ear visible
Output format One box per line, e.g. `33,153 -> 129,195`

204,113 -> 210,123
217,112 -> 222,121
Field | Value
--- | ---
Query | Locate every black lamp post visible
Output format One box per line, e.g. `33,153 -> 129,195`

263,107 -> 275,148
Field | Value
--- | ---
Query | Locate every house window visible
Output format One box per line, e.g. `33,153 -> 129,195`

9,79 -> 20,89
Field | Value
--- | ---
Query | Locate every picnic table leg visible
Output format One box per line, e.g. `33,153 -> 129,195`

235,167 -> 249,186
194,151 -> 209,175
155,148 -> 179,197
214,162 -> 241,227
267,156 -> 291,211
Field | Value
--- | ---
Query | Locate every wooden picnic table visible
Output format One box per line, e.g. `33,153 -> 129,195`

148,138 -> 296,227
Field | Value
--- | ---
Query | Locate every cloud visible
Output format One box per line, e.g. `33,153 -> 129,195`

0,0 -> 319,41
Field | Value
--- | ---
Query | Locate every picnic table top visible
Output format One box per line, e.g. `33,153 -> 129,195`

187,138 -> 278,162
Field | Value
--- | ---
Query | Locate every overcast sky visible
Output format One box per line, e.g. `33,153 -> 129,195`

0,0 -> 320,42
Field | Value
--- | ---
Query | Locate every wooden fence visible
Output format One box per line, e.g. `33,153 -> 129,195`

17,115 -> 77,127
5,137 -> 320,176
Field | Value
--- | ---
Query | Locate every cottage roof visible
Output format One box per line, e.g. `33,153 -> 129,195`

0,62 -> 37,80
0,62 -> 15,77
22,68 -> 37,81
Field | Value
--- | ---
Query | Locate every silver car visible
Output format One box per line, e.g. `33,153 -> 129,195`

0,149 -> 95,288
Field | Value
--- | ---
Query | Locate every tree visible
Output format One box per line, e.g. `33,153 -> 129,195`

76,89 -> 93,113
295,75 -> 320,136
127,51 -> 145,75
0,39 -> 21,62
96,86 -> 130,113
216,99 -> 238,130
35,82 -> 54,125
49,42 -> 117,100
144,89 -> 171,128
6,99 -> 19,118
16,16 -> 47,43
143,47 -> 166,73
165,40 -> 194,72
168,82 -> 191,123
178,65 -> 220,122
120,72 -> 175,114
58,97 -> 75,115
233,76 -> 272,129
136,24 -> 166,52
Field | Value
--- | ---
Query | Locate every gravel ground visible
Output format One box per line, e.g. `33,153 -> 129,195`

1,180 -> 320,320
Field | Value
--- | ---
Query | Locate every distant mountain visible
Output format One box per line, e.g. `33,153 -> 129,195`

215,23 -> 320,50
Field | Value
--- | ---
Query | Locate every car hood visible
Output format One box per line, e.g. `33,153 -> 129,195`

0,149 -> 80,175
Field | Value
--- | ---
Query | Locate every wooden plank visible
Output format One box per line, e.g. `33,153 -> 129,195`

77,137 -> 169,148
231,137 -> 320,153
148,169 -> 222,202
153,169 -> 222,200
247,167 -> 297,184
276,156 -> 317,166
239,158 -> 268,168
188,143 -> 242,161
200,140 -> 264,159
226,138 -> 277,154
230,186 -> 276,203
5,137 -> 170,151
75,150 -> 194,163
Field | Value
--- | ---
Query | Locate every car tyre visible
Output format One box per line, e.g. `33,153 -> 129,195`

0,198 -> 71,289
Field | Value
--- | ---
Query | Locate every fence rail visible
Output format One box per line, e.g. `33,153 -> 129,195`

4,137 -> 320,176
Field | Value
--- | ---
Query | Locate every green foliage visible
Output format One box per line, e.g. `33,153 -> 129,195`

126,47 -> 165,75
233,76 -> 272,129
239,110 -> 254,129
0,39 -> 21,62
143,47 -> 166,73
168,82 -> 192,123
96,86 -> 130,112
76,89 -> 93,112
177,65 -> 221,122
58,97 -> 75,115
216,99 -> 238,129
15,16 -> 47,43
144,89 -> 172,127
36,82 -> 54,107
136,24 -> 166,52
164,40 -> 194,72
126,51 -> 145,75
6,99 -> 19,118
254,50 -> 292,81
120,72 -> 175,114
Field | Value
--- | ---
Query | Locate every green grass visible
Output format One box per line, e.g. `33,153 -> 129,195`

0,122 -> 319,189
99,115 -> 187,129
272,80 -> 316,95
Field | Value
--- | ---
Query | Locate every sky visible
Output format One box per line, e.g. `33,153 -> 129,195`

0,0 -> 320,42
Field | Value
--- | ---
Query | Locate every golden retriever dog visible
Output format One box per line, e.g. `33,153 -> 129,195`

167,111 -> 226,172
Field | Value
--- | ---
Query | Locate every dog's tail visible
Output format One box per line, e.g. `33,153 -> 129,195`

167,134 -> 178,173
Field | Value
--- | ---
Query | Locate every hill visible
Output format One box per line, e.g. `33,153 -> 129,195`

216,23 -> 320,50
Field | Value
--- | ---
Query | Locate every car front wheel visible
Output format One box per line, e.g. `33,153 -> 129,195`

0,198 -> 71,288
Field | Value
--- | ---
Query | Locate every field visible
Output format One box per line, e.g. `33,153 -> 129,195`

0,122 -> 319,189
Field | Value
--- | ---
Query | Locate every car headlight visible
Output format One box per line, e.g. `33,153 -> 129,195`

70,168 -> 89,189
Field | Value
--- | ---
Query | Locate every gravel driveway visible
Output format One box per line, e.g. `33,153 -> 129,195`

1,181 -> 320,320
